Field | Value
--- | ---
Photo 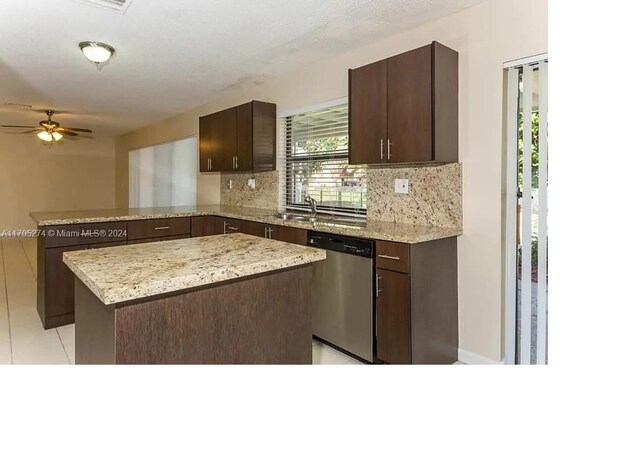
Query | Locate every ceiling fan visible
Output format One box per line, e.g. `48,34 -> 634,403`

1,109 -> 93,144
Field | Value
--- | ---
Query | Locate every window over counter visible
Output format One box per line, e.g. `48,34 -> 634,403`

282,103 -> 366,217
128,136 -> 197,208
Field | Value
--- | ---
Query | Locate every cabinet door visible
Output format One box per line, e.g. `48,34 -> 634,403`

242,220 -> 269,238
45,245 -> 88,318
199,115 -> 213,172
387,45 -> 432,163
271,225 -> 307,246
191,216 -> 225,237
376,268 -> 411,364
211,108 -> 237,171
221,218 -> 242,234
236,102 -> 253,172
349,59 -> 388,165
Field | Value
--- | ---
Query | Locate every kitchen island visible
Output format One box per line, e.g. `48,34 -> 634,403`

62,233 -> 326,364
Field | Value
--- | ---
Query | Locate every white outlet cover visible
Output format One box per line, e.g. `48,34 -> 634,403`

394,178 -> 409,194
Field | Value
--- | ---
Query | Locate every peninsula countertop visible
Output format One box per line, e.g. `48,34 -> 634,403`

31,204 -> 462,244
63,233 -> 326,305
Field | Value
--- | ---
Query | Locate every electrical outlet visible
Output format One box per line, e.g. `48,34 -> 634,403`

247,177 -> 256,189
394,178 -> 409,194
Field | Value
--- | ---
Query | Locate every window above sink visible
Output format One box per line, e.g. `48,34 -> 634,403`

282,102 -> 367,218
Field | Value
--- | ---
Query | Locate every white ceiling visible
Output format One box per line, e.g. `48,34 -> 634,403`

0,0 -> 483,136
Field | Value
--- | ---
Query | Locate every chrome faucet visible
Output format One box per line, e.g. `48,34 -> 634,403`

304,195 -> 318,218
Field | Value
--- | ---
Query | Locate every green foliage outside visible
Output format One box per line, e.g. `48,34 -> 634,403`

518,111 -> 540,272
518,111 -> 539,189
296,136 -> 348,155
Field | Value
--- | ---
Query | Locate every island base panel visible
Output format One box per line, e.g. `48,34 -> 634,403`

75,267 -> 312,364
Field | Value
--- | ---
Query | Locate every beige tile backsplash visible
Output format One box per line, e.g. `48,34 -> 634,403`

366,163 -> 462,227
219,162 -> 461,228
219,171 -> 279,210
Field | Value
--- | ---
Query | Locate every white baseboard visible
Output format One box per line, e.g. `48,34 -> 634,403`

457,348 -> 504,365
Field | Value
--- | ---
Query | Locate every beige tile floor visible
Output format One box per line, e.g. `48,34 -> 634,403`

0,237 -> 360,365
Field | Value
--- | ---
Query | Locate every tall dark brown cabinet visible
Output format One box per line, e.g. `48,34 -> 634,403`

375,238 -> 458,365
199,100 -> 276,173
349,41 -> 458,165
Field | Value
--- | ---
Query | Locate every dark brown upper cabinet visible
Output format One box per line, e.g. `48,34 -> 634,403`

349,41 -> 458,165
199,100 -> 276,173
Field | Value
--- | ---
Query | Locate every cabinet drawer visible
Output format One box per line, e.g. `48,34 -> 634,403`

44,222 -> 127,248
127,234 -> 190,245
127,218 -> 191,240
375,240 -> 410,273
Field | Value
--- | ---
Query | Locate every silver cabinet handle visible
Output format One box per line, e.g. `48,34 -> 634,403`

378,254 -> 401,260
236,155 -> 240,169
154,226 -> 171,230
380,139 -> 384,160
264,227 -> 273,239
387,139 -> 392,160
376,274 -> 382,297
223,222 -> 239,234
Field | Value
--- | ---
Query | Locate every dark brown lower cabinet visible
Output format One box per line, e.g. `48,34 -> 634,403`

191,215 -> 225,237
240,220 -> 307,246
242,220 -> 270,238
37,239 -> 128,329
271,225 -> 307,246
376,268 -> 412,364
39,244 -> 88,329
374,237 -> 458,364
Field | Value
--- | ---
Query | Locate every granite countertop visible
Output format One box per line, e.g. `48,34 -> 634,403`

63,233 -> 326,305
32,204 -> 462,244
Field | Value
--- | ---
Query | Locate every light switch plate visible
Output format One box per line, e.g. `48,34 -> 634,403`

394,178 -> 409,194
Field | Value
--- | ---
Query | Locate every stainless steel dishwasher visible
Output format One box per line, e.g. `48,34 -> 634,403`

307,231 -> 374,362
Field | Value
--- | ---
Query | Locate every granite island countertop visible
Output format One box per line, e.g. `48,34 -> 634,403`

32,205 -> 462,244
63,233 -> 326,305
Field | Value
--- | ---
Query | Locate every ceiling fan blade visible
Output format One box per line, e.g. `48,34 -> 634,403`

22,129 -> 41,134
1,125 -> 38,129
61,127 -> 92,133
57,129 -> 78,136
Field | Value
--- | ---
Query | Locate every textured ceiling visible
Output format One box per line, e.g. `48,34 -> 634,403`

0,0 -> 483,136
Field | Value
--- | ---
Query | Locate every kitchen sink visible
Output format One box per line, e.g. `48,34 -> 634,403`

272,213 -> 317,222
272,212 -> 366,227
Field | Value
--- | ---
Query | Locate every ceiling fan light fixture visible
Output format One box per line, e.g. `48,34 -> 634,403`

37,130 -> 63,142
79,41 -> 115,64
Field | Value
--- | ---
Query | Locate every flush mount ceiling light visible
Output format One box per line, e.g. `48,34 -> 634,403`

79,41 -> 115,64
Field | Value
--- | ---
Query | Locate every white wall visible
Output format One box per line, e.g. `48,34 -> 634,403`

116,0 -> 548,362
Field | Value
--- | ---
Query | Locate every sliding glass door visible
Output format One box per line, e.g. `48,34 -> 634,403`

505,56 -> 548,364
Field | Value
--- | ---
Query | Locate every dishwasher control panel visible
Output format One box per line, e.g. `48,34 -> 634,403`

307,231 -> 373,258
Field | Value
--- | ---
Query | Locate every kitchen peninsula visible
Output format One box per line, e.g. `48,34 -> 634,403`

62,233 -> 326,364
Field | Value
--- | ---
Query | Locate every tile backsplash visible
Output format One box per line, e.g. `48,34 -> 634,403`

220,171 -> 279,210
219,162 -> 461,228
367,163 -> 462,227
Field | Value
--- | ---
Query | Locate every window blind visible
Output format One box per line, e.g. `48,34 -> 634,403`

282,103 -> 366,216
129,136 -> 197,208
